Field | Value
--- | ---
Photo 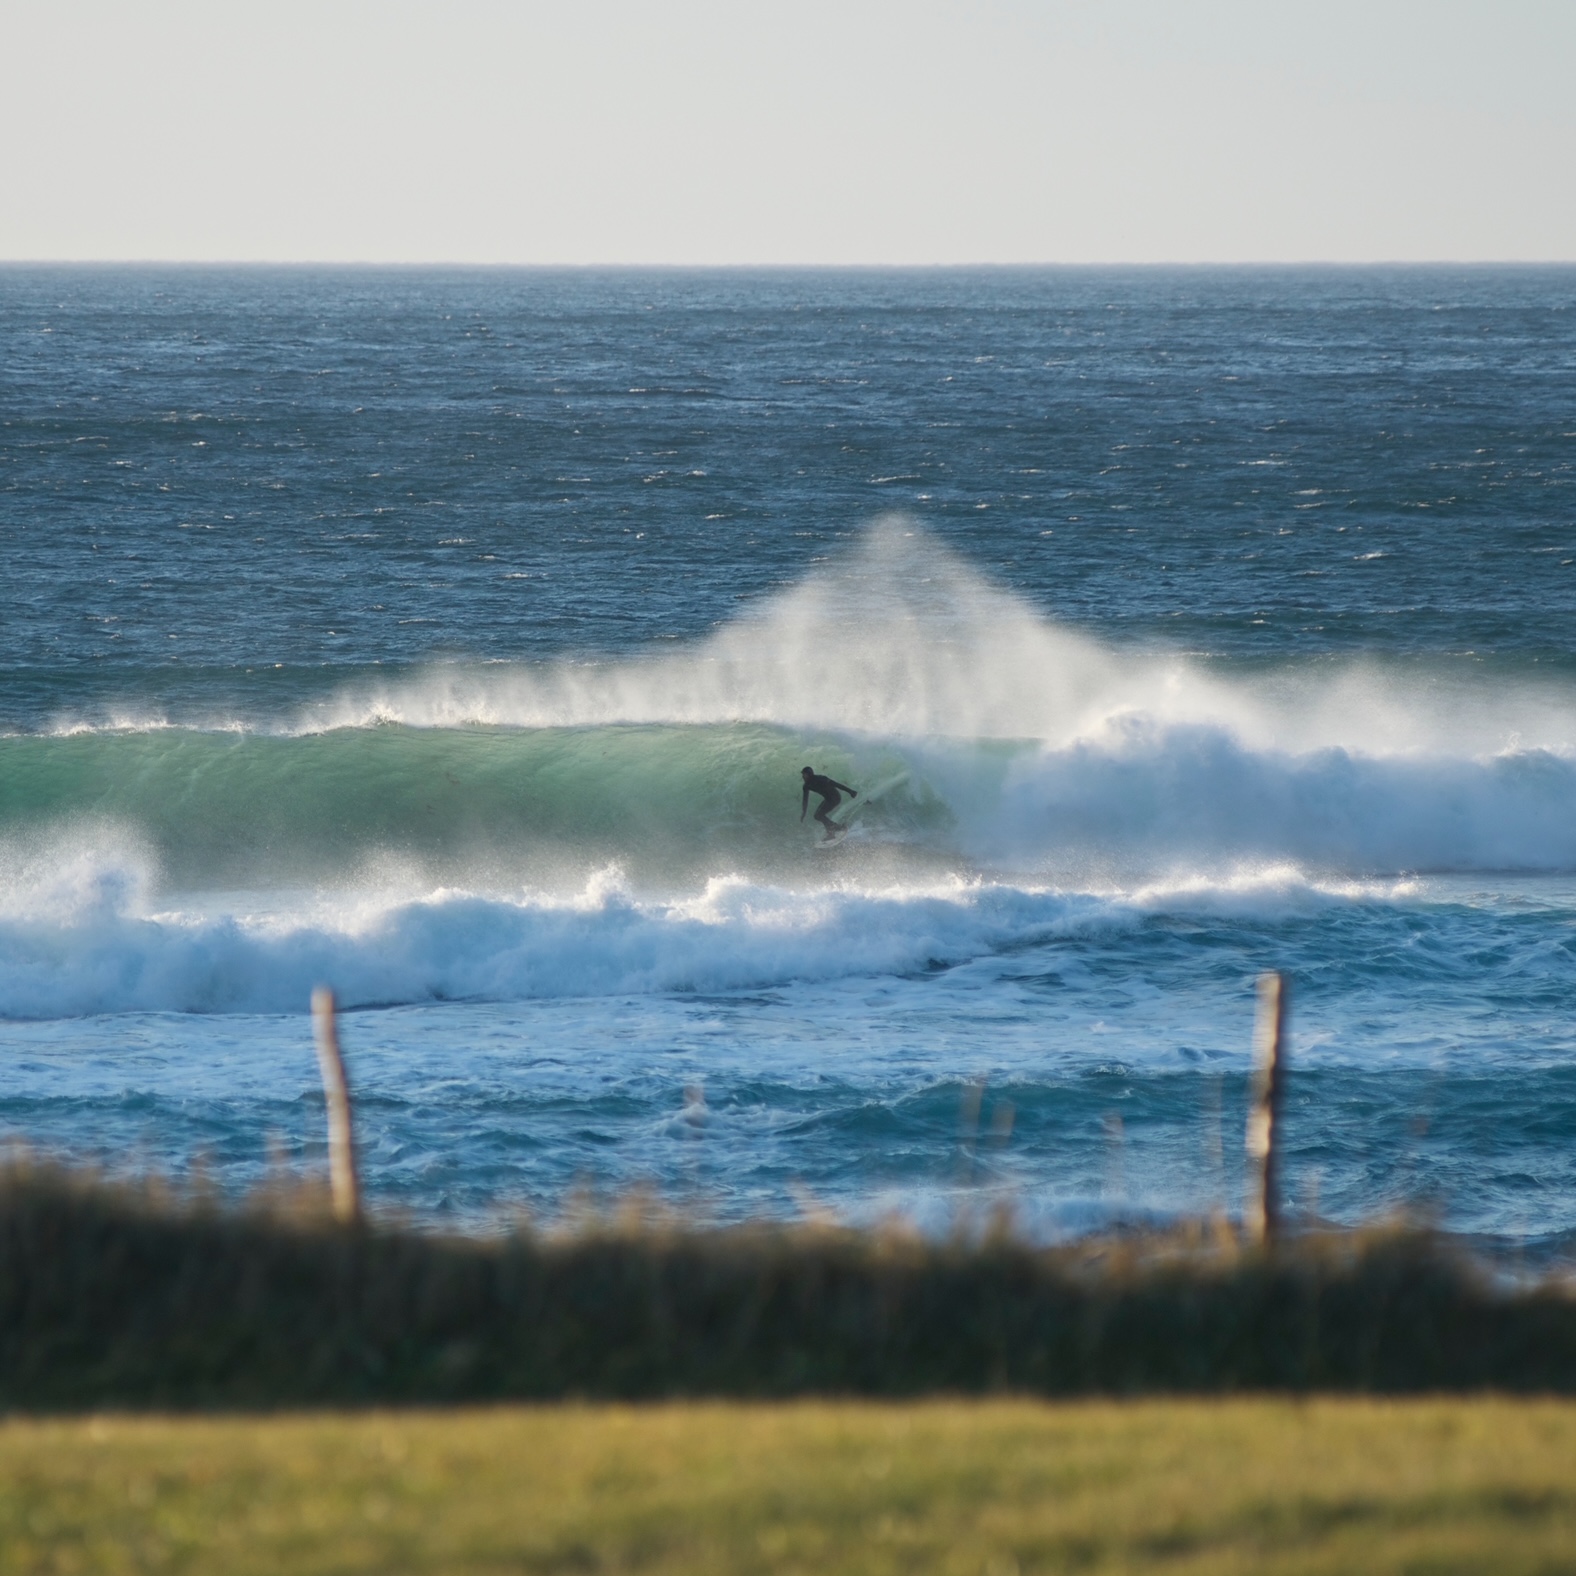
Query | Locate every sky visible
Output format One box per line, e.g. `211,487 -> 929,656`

2,0 -> 1573,264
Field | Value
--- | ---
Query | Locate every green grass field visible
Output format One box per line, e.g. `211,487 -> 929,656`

3,1400 -> 1574,1574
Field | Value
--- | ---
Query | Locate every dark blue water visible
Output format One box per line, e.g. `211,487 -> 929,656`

4,265 -> 1576,1244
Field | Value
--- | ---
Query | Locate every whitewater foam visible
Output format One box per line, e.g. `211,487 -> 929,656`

966,717 -> 1576,876
0,837 -> 1417,1020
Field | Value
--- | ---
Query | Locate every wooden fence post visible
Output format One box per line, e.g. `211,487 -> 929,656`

311,987 -> 360,1224
1243,971 -> 1289,1245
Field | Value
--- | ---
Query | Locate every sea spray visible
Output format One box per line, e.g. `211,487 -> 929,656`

287,524 -> 1576,756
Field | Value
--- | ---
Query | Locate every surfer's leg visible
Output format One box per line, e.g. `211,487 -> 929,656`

815,803 -> 840,839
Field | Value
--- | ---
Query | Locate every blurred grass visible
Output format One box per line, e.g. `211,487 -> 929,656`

5,1160 -> 1576,1405
3,1399 -> 1576,1574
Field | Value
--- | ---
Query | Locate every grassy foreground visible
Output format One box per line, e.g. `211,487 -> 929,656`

7,1164 -> 1576,1405
3,1399 -> 1576,1574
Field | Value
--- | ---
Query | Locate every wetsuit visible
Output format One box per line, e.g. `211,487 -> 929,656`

801,771 -> 858,840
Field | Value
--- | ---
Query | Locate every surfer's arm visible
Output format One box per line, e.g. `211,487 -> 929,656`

800,785 -> 809,821
833,780 -> 857,796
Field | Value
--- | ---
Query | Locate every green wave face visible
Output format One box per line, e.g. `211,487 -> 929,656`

0,725 -> 958,891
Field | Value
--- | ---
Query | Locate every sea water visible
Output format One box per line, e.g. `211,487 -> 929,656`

3,265 -> 1575,1245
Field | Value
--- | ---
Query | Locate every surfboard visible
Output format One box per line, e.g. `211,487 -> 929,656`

811,820 -> 868,850
832,770 -> 909,830
855,769 -> 911,805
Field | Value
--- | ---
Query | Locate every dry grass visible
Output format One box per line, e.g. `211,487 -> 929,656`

2,1399 -> 1575,1574
5,1161 -> 1576,1406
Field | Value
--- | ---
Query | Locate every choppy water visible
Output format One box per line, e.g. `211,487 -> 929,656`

3,265 -> 1576,1243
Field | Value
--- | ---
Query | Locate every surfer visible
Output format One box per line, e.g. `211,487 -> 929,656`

800,766 -> 858,841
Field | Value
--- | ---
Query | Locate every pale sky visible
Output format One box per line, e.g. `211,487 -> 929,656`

3,0 -> 1573,264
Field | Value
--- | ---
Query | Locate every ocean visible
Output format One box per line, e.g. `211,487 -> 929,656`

3,264 -> 1575,1245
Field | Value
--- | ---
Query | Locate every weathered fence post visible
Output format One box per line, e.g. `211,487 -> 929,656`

311,987 -> 360,1224
1243,970 -> 1289,1245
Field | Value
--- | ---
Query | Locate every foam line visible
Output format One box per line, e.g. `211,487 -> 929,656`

0,849 -> 1406,1020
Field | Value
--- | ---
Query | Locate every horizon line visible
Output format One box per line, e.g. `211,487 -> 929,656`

5,257 -> 1576,271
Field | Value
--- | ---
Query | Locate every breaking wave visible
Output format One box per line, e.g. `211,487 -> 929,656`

7,523 -> 1576,1018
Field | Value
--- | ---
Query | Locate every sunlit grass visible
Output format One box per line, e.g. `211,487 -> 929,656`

2,1399 -> 1575,1574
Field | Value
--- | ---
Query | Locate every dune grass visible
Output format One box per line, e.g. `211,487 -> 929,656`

3,1399 -> 1576,1574
7,1160 -> 1576,1407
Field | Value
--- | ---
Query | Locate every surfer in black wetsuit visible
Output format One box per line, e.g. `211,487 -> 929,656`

800,766 -> 858,841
